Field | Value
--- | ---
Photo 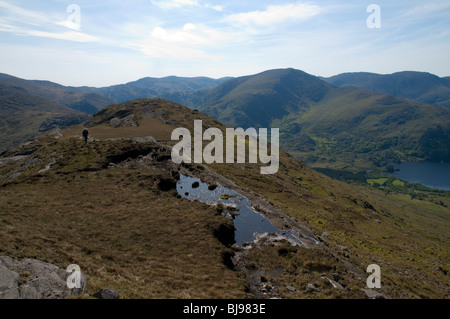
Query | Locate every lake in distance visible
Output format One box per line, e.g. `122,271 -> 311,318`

387,161 -> 450,190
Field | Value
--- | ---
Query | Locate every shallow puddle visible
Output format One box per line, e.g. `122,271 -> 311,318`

177,174 -> 305,247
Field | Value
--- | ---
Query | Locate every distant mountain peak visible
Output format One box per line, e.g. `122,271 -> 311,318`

323,71 -> 450,108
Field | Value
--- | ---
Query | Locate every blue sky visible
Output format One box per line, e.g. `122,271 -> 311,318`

0,0 -> 449,87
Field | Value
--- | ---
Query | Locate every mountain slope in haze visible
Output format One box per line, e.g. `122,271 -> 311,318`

3,69 -> 450,168
183,68 -> 450,168
0,73 -> 231,152
0,73 -> 114,114
184,68 -> 332,128
285,85 -> 450,166
0,98 -> 448,299
322,71 -> 450,108
0,84 -> 88,152
0,73 -> 231,114
72,75 -> 233,104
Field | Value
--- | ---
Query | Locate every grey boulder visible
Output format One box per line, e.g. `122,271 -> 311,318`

0,256 -> 87,299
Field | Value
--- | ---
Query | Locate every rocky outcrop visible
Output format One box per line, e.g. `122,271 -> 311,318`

109,114 -> 138,128
0,256 -> 87,299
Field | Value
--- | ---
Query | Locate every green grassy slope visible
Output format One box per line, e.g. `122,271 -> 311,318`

323,71 -> 450,108
0,74 -> 113,114
0,85 -> 88,152
190,68 -> 332,128
182,68 -> 450,169
283,86 -> 450,169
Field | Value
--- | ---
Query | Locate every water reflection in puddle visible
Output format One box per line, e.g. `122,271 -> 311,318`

177,174 -> 305,247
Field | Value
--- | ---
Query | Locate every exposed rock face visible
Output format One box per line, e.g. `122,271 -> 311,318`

0,256 -> 87,299
110,117 -> 121,128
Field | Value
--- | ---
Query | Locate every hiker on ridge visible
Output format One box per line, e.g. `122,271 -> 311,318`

82,128 -> 89,144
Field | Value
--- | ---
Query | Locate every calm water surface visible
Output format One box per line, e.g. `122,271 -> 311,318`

176,174 -> 307,246
387,161 -> 450,190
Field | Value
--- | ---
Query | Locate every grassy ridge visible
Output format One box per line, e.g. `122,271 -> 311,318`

0,134 -> 248,298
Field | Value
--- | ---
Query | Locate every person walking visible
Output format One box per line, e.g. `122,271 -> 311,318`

82,128 -> 89,144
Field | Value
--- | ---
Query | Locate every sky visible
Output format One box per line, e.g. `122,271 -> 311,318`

0,0 -> 449,87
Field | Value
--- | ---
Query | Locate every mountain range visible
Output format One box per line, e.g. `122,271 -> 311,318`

70,75 -> 232,104
1,69 -> 450,171
176,69 -> 450,169
0,73 -> 113,114
0,74 -> 228,153
321,71 -> 450,108
0,84 -> 88,152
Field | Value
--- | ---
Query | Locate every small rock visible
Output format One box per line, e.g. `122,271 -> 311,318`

327,278 -> 344,290
132,136 -> 156,144
363,289 -> 385,299
93,288 -> 120,299
260,283 -> 272,292
306,283 -> 320,292
286,286 -> 296,293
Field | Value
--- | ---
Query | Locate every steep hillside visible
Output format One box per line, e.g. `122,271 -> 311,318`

0,99 -> 448,299
0,74 -> 113,114
322,71 -> 450,108
283,86 -> 450,168
0,84 -> 88,152
187,68 -> 332,128
182,69 -> 450,169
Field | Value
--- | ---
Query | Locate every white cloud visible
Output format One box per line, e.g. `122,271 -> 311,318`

28,30 -> 98,42
225,3 -> 320,26
54,20 -> 81,32
126,23 -> 228,60
0,21 -> 98,42
152,0 -> 224,11
0,1 -> 97,42
404,2 -> 450,17
205,3 -> 224,12
0,1 -> 49,25
151,0 -> 199,9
